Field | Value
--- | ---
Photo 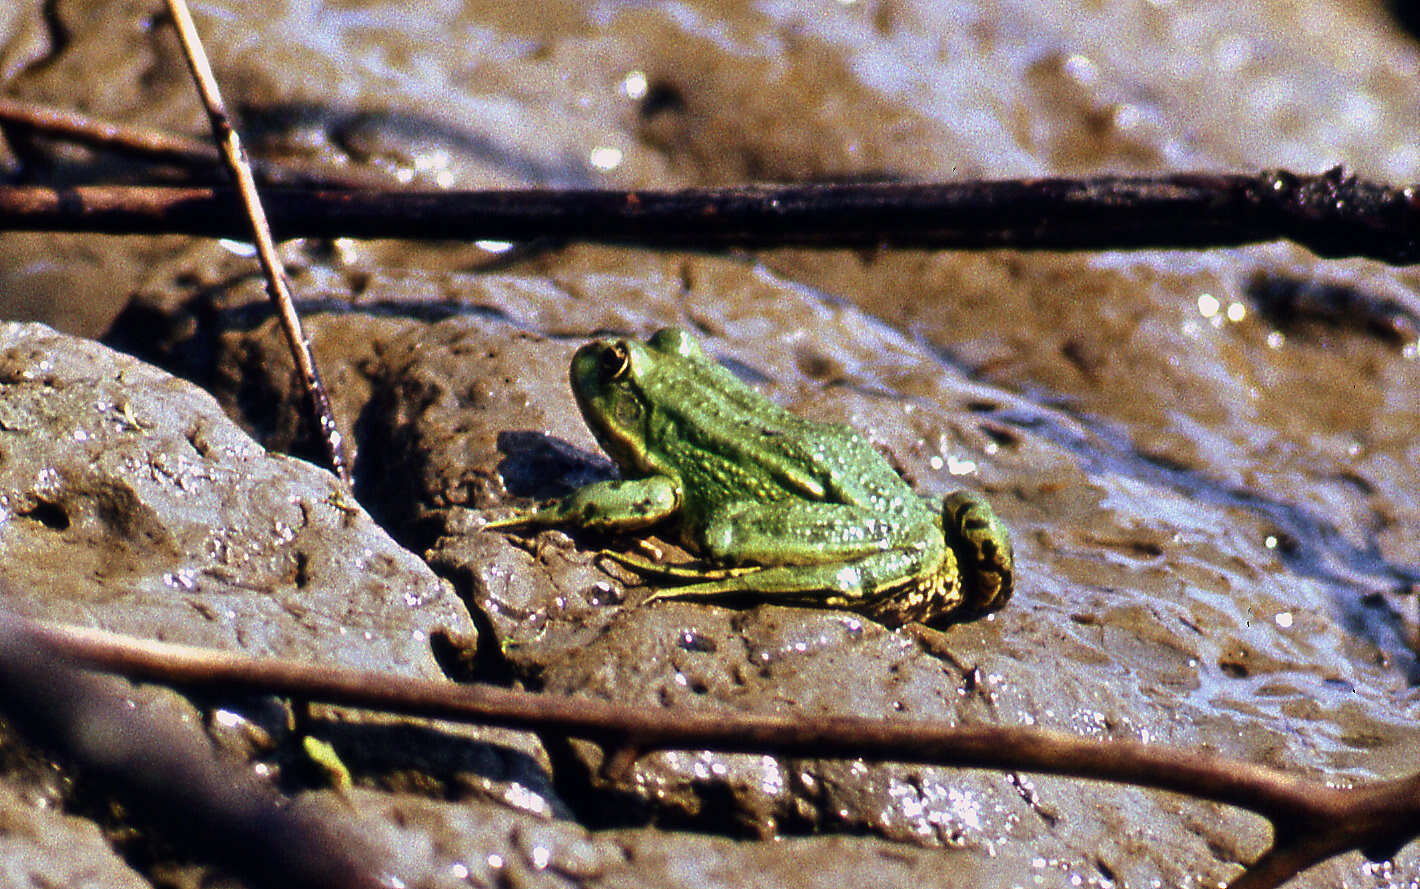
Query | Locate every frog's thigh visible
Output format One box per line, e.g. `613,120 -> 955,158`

645,546 -> 931,605
700,501 -> 929,565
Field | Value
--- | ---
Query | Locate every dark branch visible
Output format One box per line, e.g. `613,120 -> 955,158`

9,624 -> 1377,817
0,168 -> 1416,263
26,618 -> 1420,886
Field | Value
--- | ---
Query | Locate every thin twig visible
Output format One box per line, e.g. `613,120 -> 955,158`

0,613 -> 386,889
0,169 -> 1416,264
24,619 -> 1420,888
161,0 -> 349,482
0,94 -> 391,189
0,94 -> 221,169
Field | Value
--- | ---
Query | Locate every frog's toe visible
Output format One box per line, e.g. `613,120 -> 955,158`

942,491 -> 1014,617
480,508 -> 538,530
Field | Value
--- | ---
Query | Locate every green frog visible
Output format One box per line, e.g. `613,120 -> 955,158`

488,328 -> 1013,626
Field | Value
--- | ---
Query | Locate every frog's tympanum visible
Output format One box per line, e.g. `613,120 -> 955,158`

489,328 -> 1014,626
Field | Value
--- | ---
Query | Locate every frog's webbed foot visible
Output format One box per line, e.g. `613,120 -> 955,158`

941,491 -> 1014,617
596,549 -> 757,581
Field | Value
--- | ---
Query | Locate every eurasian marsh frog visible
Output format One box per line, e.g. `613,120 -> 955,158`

489,328 -> 1013,626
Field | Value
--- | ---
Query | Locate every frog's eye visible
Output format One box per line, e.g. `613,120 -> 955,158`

597,344 -> 631,381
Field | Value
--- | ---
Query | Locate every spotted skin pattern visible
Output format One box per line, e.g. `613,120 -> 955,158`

490,328 -> 1015,626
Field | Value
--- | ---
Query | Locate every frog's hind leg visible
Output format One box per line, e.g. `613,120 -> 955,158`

941,491 -> 1015,617
641,546 -> 963,626
607,500 -> 915,586
698,500 -> 934,566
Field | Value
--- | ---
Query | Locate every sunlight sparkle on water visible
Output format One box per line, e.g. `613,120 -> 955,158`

1062,54 -> 1098,85
589,145 -> 624,171
621,70 -> 648,99
218,239 -> 256,257
947,456 -> 977,476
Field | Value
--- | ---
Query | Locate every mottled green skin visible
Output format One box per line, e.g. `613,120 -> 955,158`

493,328 -> 1013,625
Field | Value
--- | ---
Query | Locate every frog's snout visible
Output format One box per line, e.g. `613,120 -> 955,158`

942,491 -> 1015,617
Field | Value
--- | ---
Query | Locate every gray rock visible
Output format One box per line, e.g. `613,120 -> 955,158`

0,322 -> 554,883
0,321 -> 475,677
102,240 -> 1419,887
0,780 -> 152,889
295,787 -> 1034,889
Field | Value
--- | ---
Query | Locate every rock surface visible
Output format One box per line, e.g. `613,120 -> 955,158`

0,322 -> 549,883
0,780 -> 150,889
110,246 -> 1418,887
0,321 -> 475,675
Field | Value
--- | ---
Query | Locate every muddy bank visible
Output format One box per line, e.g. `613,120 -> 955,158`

2,0 -> 1420,887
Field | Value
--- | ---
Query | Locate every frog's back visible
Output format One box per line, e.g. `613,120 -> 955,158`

641,350 -> 923,518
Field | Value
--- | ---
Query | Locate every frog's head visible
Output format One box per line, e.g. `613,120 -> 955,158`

568,335 -> 663,475
941,491 -> 1015,617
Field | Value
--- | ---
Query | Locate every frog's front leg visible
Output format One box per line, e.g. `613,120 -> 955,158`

486,476 -> 680,533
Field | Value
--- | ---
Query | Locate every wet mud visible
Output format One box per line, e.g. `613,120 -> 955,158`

3,0 -> 1420,887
